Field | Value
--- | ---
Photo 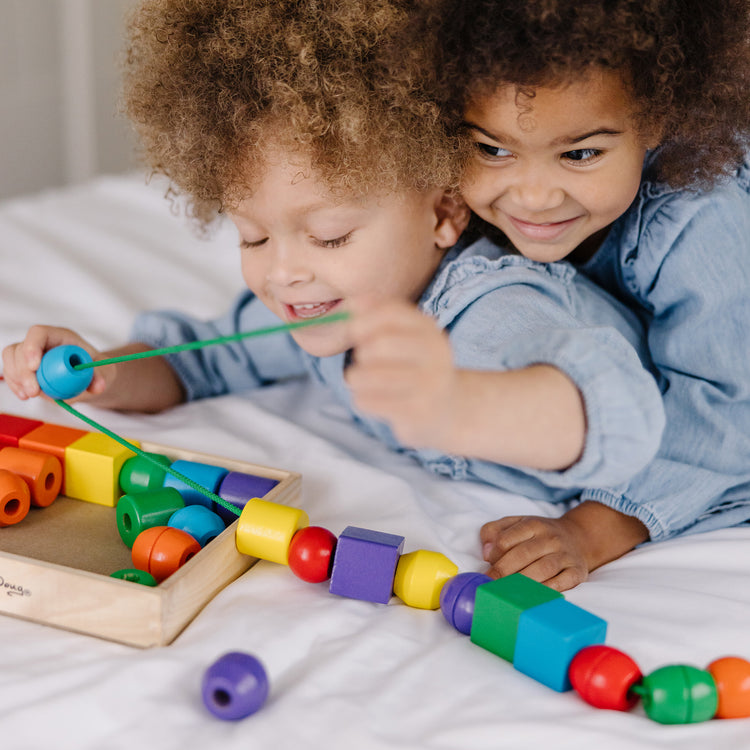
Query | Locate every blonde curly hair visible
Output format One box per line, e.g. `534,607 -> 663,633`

122,0 -> 461,225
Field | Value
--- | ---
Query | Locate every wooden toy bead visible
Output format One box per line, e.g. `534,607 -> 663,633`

439,572 -> 492,635
393,550 -> 458,610
568,645 -> 642,711
116,488 -> 185,548
0,469 -> 31,527
168,505 -> 226,547
131,525 -> 201,582
164,459 -> 228,508
0,413 -> 44,448
632,665 -> 718,724
110,568 -> 158,586
329,526 -> 405,604
287,526 -> 338,583
706,656 -> 750,719
202,652 -> 269,720
0,446 -> 62,507
235,498 -> 309,565
36,345 -> 94,399
216,471 -> 279,524
119,452 -> 171,494
470,574 -> 563,663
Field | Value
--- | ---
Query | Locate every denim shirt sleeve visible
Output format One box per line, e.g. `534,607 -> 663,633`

421,249 -> 665,489
131,289 -> 309,400
581,159 -> 750,541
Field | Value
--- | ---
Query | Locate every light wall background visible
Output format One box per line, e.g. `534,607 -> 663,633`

0,0 -> 139,201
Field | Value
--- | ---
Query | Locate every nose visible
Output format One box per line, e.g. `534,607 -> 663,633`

265,243 -> 314,286
507,164 -> 566,213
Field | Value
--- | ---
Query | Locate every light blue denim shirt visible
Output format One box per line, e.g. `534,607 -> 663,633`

577,152 -> 750,541
133,237 -> 664,519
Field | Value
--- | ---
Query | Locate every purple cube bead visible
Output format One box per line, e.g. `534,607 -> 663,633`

329,526 -> 405,604
202,651 -> 269,720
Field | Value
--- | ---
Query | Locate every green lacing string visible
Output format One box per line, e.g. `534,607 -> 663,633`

72,312 -> 350,370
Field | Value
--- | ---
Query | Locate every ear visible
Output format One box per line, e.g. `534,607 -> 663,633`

433,191 -> 470,249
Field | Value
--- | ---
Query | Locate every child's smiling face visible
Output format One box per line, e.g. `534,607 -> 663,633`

230,147 -> 466,358
462,68 -> 651,263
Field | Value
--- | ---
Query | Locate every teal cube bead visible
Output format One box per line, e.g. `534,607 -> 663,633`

513,598 -> 607,691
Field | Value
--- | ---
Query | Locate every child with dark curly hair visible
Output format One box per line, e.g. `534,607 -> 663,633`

428,0 -> 750,583
3,0 -> 665,591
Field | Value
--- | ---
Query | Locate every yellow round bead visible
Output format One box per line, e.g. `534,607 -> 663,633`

235,498 -> 309,565
393,549 -> 459,609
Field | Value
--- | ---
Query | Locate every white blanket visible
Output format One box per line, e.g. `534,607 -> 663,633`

0,174 -> 748,749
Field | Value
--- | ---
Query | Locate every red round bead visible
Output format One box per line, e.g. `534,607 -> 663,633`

287,526 -> 337,583
569,645 -> 642,711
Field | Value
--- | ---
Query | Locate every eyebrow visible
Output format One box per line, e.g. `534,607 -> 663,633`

463,122 -> 624,147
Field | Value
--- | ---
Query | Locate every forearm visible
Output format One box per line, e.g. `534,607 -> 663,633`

87,343 -> 185,413
442,364 -> 586,471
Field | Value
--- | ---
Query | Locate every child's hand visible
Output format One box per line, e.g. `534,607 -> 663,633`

480,514 -> 591,592
480,502 -> 650,592
346,300 -> 460,449
2,325 -> 109,402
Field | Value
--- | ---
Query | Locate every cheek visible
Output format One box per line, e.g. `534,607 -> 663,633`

460,165 -> 501,208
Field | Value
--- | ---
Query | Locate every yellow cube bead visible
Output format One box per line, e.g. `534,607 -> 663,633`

64,433 -> 139,507
393,549 -> 459,609
235,498 -> 309,565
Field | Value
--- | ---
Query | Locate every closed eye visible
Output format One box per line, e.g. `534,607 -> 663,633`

315,231 -> 353,248
240,237 -> 268,249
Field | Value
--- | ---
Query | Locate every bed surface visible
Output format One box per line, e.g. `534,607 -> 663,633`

0,174 -> 748,749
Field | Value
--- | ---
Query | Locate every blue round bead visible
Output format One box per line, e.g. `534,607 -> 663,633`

202,652 -> 269,720
168,505 -> 226,547
439,572 -> 492,635
37,345 -> 94,400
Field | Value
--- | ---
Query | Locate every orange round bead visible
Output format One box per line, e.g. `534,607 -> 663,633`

0,469 -> 31,527
131,525 -> 201,582
707,656 -> 750,719
0,447 -> 62,507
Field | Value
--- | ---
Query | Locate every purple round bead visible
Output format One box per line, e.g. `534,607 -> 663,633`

202,651 -> 269,720
439,572 -> 492,635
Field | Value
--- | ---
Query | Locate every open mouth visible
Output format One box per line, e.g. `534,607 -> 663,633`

285,300 -> 342,321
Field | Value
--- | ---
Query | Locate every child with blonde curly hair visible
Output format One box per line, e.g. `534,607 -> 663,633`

3,0 -> 665,591
427,0 -> 750,582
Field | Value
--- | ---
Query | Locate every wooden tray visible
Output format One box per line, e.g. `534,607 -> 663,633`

0,441 -> 301,647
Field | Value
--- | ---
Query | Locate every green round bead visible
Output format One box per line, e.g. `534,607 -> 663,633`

110,568 -> 158,586
116,487 -> 185,548
639,665 -> 718,724
119,452 -> 172,494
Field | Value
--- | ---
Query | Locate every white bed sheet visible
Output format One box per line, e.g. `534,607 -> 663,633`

0,174 -> 748,750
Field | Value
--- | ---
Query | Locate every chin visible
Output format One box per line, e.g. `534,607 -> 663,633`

291,332 -> 349,359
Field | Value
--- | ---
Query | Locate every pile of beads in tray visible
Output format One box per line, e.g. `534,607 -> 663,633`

201,495 -> 750,724
0,412 -> 278,586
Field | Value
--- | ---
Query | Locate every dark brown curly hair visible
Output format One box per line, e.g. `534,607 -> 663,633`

427,0 -> 750,188
121,0 -> 461,224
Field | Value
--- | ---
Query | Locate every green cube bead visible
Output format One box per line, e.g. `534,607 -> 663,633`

637,665 -> 718,724
470,574 -> 563,662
